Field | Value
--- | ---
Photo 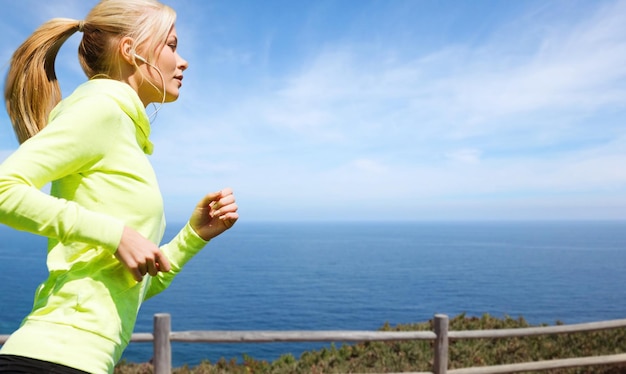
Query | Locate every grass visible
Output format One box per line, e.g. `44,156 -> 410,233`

114,313 -> 626,373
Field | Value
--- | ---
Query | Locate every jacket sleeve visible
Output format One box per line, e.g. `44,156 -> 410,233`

144,222 -> 209,300
0,96 -> 125,252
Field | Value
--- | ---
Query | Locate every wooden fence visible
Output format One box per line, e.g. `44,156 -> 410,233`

2,313 -> 626,373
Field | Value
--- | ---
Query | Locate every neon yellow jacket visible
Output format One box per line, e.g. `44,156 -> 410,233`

0,79 -> 208,373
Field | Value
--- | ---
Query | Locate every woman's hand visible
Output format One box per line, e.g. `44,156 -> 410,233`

190,188 -> 239,241
115,226 -> 172,282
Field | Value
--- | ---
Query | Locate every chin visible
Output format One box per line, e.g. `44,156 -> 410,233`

164,93 -> 180,103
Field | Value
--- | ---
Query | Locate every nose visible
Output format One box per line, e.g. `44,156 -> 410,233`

178,53 -> 189,71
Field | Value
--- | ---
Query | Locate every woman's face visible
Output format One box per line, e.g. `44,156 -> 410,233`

137,25 -> 188,106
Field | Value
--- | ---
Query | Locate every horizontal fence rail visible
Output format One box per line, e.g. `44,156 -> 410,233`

444,354 -> 626,374
447,318 -> 626,339
2,314 -> 626,374
170,330 -> 437,343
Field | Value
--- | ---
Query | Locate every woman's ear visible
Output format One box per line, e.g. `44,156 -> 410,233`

119,36 -> 136,65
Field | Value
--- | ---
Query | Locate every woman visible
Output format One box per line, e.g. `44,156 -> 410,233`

0,0 -> 238,373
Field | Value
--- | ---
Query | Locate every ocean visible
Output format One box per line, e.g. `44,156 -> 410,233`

1,220 -> 626,367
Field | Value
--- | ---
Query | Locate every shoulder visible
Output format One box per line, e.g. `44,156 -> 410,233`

24,92 -> 126,155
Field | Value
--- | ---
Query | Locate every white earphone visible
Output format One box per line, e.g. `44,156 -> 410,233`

133,53 -> 166,121
134,53 -> 147,63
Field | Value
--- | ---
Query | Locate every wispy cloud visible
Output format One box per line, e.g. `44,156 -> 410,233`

1,0 -> 624,221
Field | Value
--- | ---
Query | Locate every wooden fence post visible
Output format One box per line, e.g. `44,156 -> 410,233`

153,313 -> 172,374
433,314 -> 449,374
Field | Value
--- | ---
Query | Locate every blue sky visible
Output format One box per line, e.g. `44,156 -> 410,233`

1,0 -> 625,222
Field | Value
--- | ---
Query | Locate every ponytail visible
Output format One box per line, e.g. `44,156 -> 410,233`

4,19 -> 81,144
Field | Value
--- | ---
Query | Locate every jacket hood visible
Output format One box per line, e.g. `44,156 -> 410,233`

73,79 -> 154,154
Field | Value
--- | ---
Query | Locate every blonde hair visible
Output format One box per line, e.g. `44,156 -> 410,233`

4,0 -> 176,144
